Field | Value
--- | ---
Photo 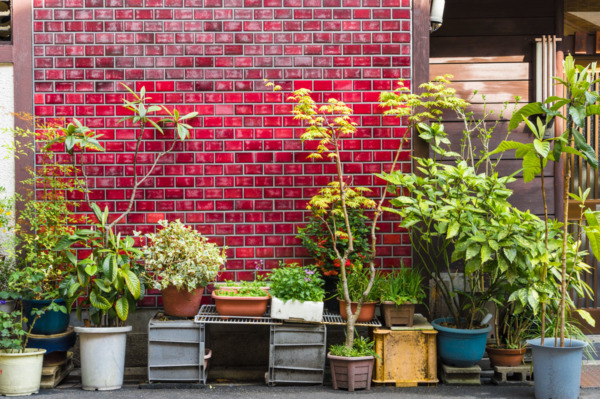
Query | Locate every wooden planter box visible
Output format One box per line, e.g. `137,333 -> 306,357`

380,302 -> 415,327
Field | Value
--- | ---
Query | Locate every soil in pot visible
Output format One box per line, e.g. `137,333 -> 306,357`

338,300 -> 377,323
162,285 -> 205,317
212,290 -> 270,317
486,346 -> 526,367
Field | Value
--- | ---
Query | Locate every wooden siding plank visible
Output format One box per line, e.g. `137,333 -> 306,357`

435,17 -> 555,37
430,62 -> 530,81
449,81 -> 528,104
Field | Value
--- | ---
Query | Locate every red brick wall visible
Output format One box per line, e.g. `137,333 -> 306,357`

32,0 -> 413,306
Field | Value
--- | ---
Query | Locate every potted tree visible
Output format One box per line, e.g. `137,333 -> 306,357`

491,54 -> 600,399
269,262 -> 325,322
53,86 -> 198,390
486,306 -> 533,367
142,219 -> 227,317
286,76 -> 461,390
378,267 -> 426,327
328,336 -> 378,391
0,305 -> 48,395
379,78 -> 555,367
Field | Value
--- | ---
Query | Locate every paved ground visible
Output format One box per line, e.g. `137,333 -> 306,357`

37,384 -> 600,398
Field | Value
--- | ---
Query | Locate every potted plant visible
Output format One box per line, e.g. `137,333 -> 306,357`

378,267 -> 426,327
491,54 -> 600,399
327,336 -> 378,392
486,306 -> 533,368
0,305 -> 48,395
336,265 -> 380,323
212,282 -> 270,317
142,219 -> 227,317
0,189 -> 16,313
52,86 -> 198,390
269,262 -> 325,322
379,78 -> 556,367
286,76 -> 461,390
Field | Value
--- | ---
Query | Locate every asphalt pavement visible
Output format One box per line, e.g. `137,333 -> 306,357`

36,384 -> 600,398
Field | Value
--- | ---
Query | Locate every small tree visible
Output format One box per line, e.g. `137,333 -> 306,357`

288,77 -> 464,348
52,85 -> 198,326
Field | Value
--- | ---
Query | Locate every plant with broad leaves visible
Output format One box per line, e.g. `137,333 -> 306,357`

47,86 -> 197,327
490,54 -> 600,346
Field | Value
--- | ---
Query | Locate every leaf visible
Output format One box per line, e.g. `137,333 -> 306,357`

573,130 -> 599,169
503,247 -> 517,263
576,309 -> 596,327
569,106 -> 586,128
481,244 -> 492,263
447,221 -> 460,239
89,290 -> 112,311
55,236 -> 77,251
466,244 -> 479,261
522,152 -> 542,183
84,264 -> 98,276
508,102 -> 544,131
115,298 -> 129,321
533,139 -> 550,158
123,270 -> 142,299
67,282 -> 81,298
489,141 -> 531,157
90,203 -> 104,223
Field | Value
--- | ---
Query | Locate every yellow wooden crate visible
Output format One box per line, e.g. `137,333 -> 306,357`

372,314 -> 438,387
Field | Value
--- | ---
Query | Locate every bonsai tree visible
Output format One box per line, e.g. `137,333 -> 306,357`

52,86 -> 198,326
491,54 -> 600,346
287,77 -> 464,349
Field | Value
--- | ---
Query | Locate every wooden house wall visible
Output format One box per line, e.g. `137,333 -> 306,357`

430,0 -> 559,216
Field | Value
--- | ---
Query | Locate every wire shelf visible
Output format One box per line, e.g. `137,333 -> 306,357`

194,305 -> 381,327
194,305 -> 283,325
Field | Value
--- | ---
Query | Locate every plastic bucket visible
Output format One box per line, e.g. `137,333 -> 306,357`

431,317 -> 491,367
527,338 -> 587,399
74,325 -> 132,390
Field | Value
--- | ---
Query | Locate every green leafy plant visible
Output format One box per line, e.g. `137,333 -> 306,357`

296,207 -> 371,277
491,54 -> 600,346
336,265 -> 381,303
49,86 -> 198,327
0,303 -> 52,352
269,262 -> 325,302
213,286 -> 269,298
379,77 -> 560,329
141,219 -> 227,293
379,268 -> 426,305
329,335 -> 378,358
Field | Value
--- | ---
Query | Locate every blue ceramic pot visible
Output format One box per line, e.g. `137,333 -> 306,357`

27,327 -> 76,354
431,317 -> 491,367
527,338 -> 587,399
22,299 -> 70,335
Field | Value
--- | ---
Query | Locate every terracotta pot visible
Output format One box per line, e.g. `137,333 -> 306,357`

380,302 -> 415,327
327,352 -> 374,391
162,285 -> 205,317
486,345 -> 526,367
338,300 -> 377,323
211,290 -> 270,317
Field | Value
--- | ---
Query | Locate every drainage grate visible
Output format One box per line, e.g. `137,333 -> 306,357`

194,305 -> 381,327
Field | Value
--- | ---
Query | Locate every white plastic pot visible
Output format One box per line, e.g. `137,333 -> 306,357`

270,296 -> 324,322
0,348 -> 46,396
74,325 -> 132,391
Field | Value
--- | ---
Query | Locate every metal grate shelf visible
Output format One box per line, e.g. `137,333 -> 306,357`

195,305 -> 282,325
195,305 -> 381,327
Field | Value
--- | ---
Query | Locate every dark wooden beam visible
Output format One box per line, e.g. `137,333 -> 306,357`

574,31 -> 587,54
412,0 -> 430,165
